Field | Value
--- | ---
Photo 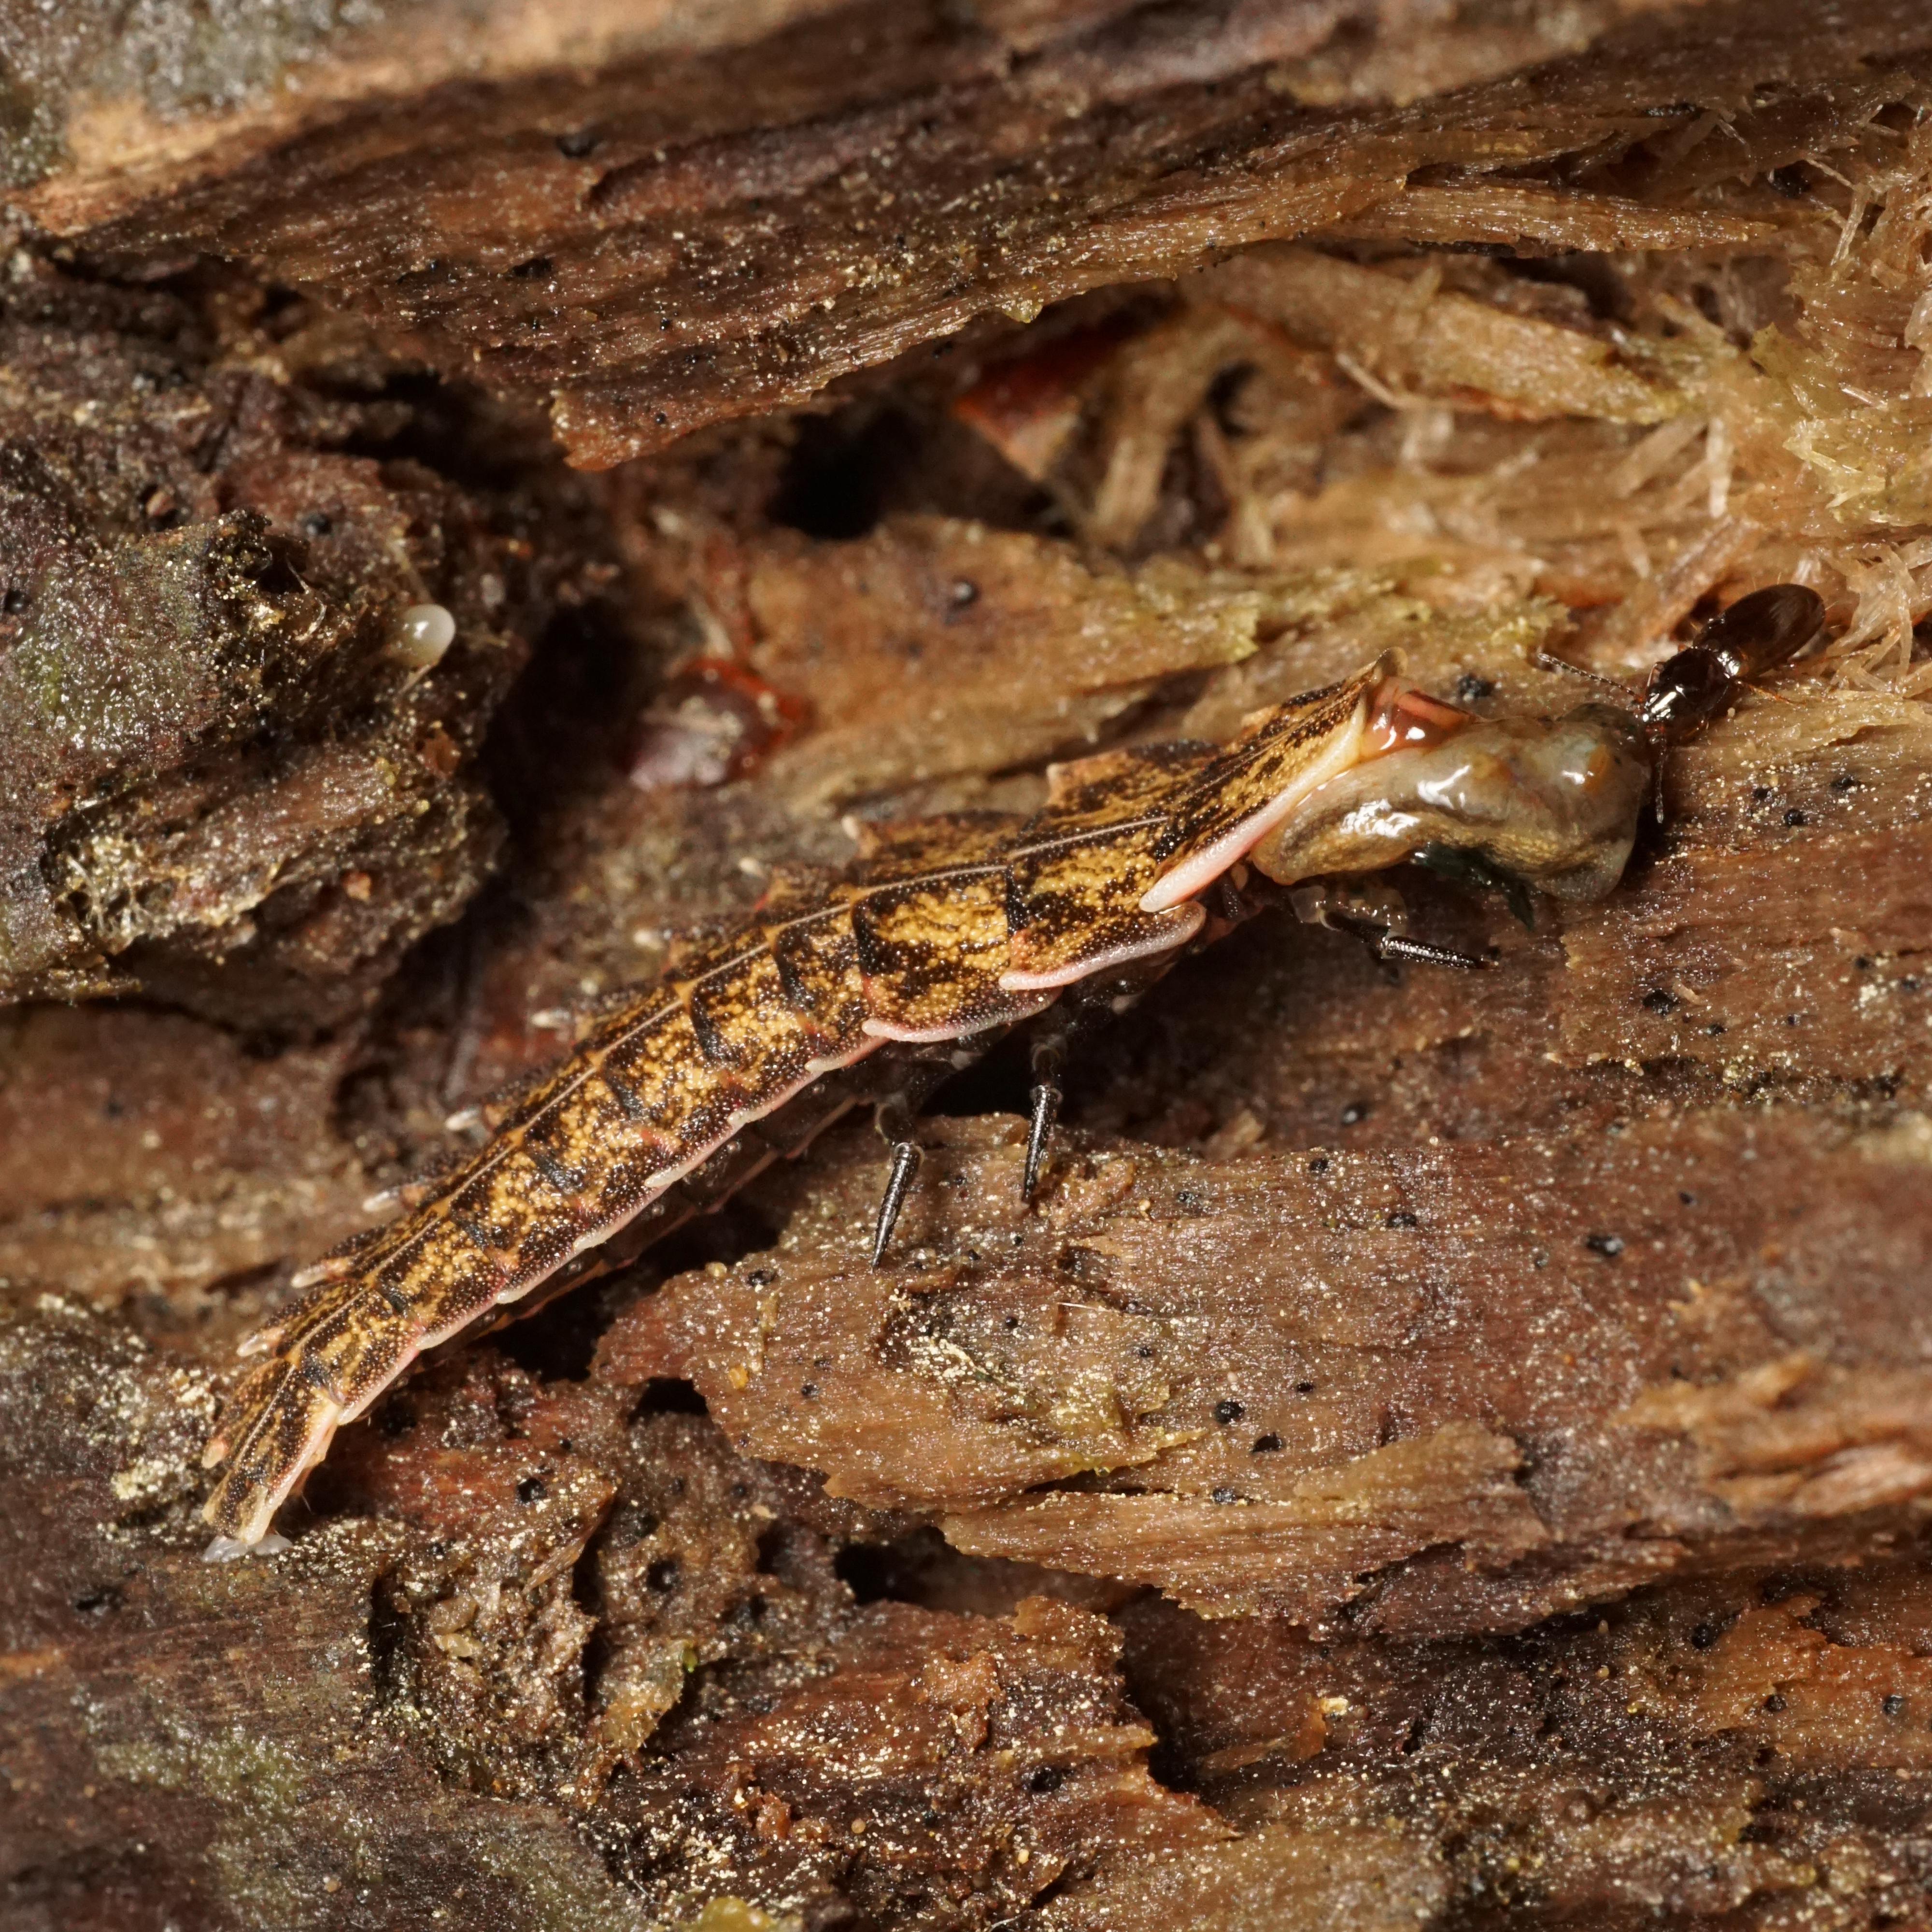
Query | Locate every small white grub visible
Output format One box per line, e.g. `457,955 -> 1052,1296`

203,1531 -> 291,1562
391,602 -> 456,669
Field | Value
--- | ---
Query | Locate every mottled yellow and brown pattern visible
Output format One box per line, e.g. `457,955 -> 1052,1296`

203,653 -> 1660,1549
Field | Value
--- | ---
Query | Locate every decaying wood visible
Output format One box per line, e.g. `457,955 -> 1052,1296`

4,0 -> 1932,1926
16,0 -> 1929,469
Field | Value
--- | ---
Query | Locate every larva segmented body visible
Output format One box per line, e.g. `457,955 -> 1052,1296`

203,645 -> 1680,1552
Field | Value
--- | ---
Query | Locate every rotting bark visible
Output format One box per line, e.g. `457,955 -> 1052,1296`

0,265 -> 599,1029
5,0 -> 1932,1928
18,0 -> 1925,468
607,1108 -> 1932,1629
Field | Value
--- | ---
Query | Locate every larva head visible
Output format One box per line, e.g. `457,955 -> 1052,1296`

1249,692 -> 1653,907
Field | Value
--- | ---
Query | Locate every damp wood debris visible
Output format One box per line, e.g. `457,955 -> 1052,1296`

5,1 -> 1932,1928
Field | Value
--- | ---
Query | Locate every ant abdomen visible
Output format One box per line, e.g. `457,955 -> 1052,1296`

1698,583 -> 1826,681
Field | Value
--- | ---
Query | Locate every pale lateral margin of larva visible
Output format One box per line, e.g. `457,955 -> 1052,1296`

201,661 -> 1388,1553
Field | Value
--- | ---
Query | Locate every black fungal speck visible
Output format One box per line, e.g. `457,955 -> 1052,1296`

516,1475 -> 546,1505
1585,1233 -> 1624,1258
1252,1434 -> 1283,1453
1214,1399 -> 1244,1424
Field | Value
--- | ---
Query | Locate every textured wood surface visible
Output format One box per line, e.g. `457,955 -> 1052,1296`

4,0 -> 1932,1926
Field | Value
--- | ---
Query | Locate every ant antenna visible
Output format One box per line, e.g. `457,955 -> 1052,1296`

1530,650 -> 1638,699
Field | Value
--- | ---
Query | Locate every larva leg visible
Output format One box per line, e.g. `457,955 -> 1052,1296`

870,1134 -> 923,1265
1289,880 -> 1490,972
869,1088 -> 928,1265
863,1048 -> 974,1265
1023,1040 -> 1062,1204
1015,968 -> 1169,1203
1358,926 -> 1489,971
1330,905 -> 1489,972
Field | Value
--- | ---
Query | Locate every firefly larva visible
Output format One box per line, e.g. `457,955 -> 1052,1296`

202,586 -> 1822,1553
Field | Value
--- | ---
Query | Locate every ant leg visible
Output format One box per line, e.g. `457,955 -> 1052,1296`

1532,650 -> 1636,698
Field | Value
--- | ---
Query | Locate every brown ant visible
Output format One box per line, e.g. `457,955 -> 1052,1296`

1634,583 -> 1826,748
